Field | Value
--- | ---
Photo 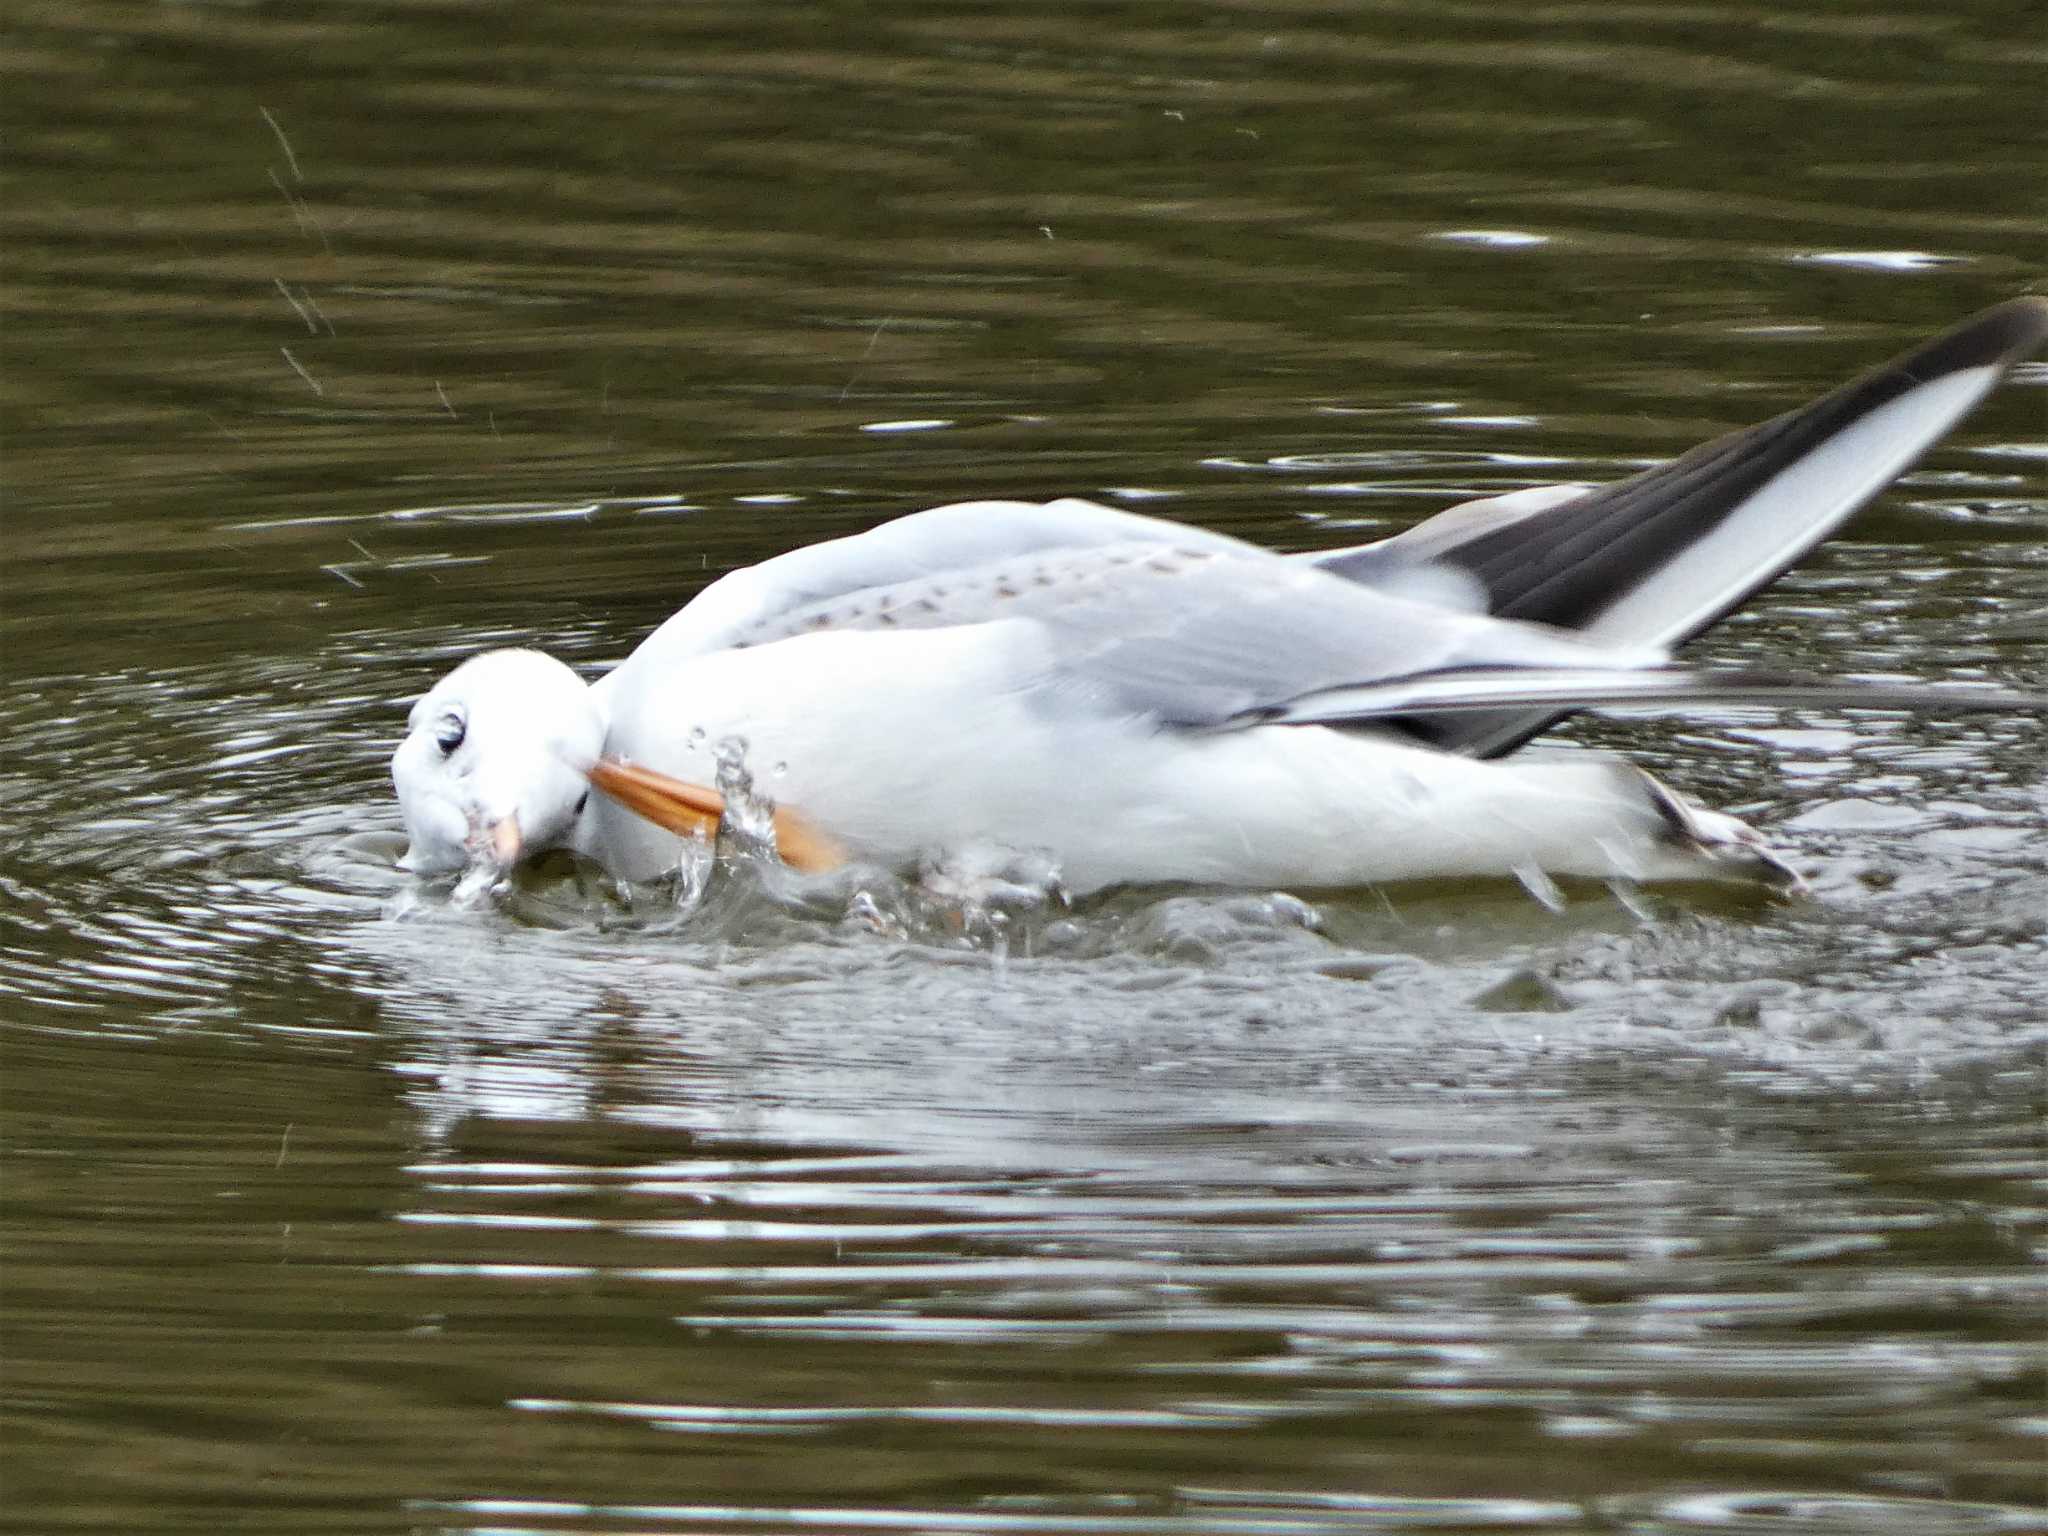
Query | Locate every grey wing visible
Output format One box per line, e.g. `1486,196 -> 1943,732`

740,538 -> 1663,728
734,538 -> 2041,732
1016,549 -> 1649,726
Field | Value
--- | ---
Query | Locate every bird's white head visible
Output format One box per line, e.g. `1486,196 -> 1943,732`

391,648 -> 603,874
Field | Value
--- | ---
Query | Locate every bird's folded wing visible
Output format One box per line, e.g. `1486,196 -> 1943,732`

612,301 -> 2046,746
715,536 -> 2039,735
730,538 -> 1666,728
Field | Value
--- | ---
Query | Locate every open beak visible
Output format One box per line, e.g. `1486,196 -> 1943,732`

585,758 -> 846,875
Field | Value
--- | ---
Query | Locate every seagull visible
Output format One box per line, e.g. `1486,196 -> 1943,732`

392,300 -> 2048,898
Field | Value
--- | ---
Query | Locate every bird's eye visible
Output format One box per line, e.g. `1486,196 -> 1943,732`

435,714 -> 466,754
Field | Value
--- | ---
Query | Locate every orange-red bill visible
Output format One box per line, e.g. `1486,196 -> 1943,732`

586,758 -> 722,840
585,758 -> 847,874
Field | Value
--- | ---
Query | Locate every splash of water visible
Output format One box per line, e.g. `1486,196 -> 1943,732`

713,734 -> 780,855
451,851 -> 507,909
917,843 -> 1071,955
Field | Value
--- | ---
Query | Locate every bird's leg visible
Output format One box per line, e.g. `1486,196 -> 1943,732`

585,758 -> 847,874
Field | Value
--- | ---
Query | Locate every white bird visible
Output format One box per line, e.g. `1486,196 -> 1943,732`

392,301 -> 2048,897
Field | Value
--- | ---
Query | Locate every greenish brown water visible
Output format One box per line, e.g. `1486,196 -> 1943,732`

3,3 -> 2045,1533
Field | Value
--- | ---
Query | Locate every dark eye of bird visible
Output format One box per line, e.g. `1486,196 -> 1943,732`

574,791 -> 590,816
435,716 -> 466,754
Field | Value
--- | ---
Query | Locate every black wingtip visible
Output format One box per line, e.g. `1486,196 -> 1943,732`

1881,296 -> 2048,389
1393,299 -> 2047,758
1445,298 -> 2048,638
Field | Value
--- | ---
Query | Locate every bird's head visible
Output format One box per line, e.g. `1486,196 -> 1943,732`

391,648 -> 603,875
